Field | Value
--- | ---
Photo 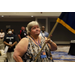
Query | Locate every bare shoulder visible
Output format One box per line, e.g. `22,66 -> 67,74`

14,38 -> 29,56
20,38 -> 29,43
17,38 -> 29,46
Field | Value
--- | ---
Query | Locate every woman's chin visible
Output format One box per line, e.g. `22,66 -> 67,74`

35,34 -> 40,36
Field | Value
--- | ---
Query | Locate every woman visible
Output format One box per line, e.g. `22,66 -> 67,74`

0,29 -> 5,39
13,21 -> 57,62
0,29 -> 5,56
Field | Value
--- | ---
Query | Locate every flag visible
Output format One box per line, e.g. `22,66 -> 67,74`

56,12 -> 75,34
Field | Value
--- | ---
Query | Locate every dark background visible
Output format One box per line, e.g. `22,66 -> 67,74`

0,17 -> 75,43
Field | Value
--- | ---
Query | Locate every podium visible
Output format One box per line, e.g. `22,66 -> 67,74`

68,40 -> 75,55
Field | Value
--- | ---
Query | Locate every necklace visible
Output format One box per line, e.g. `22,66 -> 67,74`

30,36 -> 41,48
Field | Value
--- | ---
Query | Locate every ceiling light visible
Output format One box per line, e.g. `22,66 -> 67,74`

31,16 -> 33,17
1,15 -> 4,17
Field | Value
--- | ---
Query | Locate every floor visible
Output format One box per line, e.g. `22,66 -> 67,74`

0,45 -> 75,62
52,45 -> 75,62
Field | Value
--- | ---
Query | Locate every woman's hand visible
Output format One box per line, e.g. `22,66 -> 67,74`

45,38 -> 52,44
9,44 -> 13,48
45,37 -> 57,51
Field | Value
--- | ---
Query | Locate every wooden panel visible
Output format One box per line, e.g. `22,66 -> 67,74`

0,17 -> 35,22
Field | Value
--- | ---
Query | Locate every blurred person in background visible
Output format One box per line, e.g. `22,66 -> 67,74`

18,26 -> 27,41
0,29 -> 5,39
12,29 -> 17,38
39,26 -> 49,38
0,29 -> 5,56
4,28 -> 17,62
12,29 -> 16,35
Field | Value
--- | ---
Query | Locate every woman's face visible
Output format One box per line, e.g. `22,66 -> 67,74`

8,29 -> 12,34
30,25 -> 40,36
12,29 -> 14,33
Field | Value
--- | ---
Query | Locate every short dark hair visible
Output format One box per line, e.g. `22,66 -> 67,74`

6,28 -> 11,33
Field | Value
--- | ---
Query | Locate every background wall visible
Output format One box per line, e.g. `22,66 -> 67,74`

0,21 -> 30,41
37,17 -> 75,44
0,12 -> 74,44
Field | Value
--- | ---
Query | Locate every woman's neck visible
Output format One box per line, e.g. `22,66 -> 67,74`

30,35 -> 39,41
29,35 -> 41,47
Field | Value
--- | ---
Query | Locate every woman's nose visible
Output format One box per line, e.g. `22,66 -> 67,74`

36,28 -> 39,31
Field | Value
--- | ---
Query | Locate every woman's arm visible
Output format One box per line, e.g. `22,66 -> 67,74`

13,38 -> 29,62
48,40 -> 57,51
45,37 -> 57,51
